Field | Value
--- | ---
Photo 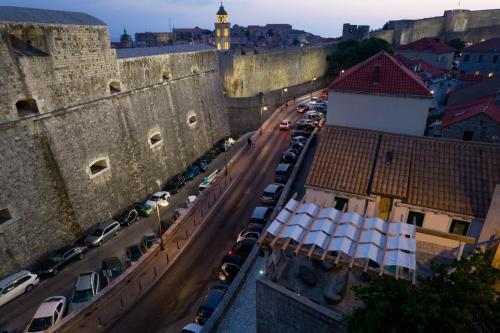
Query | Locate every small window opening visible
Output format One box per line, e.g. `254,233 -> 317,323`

161,70 -> 170,82
188,115 -> 197,125
109,81 -> 121,94
89,159 -> 109,176
150,133 -> 162,147
385,151 -> 394,164
407,211 -> 424,227
449,219 -> 469,236
334,197 -> 349,211
0,208 -> 12,226
16,98 -> 39,117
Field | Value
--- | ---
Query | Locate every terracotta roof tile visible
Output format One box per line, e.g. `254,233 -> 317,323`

442,95 -> 500,127
330,52 -> 432,97
396,37 -> 456,54
306,126 -> 500,218
394,54 -> 447,78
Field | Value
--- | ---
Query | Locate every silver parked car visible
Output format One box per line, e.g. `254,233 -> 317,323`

84,220 -> 121,247
69,271 -> 100,312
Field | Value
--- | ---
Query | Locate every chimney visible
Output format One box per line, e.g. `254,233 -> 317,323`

373,64 -> 381,85
496,90 -> 500,106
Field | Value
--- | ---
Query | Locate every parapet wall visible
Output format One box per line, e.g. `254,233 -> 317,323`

220,43 -> 336,98
0,21 -> 229,276
371,9 -> 500,44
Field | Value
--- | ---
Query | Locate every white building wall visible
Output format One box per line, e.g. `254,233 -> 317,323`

327,91 -> 431,136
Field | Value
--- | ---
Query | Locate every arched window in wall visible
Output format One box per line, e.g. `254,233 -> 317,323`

216,29 -> 221,37
15,98 -> 39,117
217,43 -> 221,50
224,28 -> 229,37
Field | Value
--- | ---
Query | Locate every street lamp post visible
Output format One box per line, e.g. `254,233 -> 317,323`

156,205 -> 165,251
259,105 -> 267,134
224,138 -> 228,176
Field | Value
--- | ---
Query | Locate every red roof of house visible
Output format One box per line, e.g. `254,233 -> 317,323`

396,37 -> 455,54
442,95 -> 500,127
330,51 -> 432,97
394,54 -> 447,79
464,38 -> 500,53
459,73 -> 489,82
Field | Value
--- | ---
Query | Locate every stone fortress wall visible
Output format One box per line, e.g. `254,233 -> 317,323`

371,9 -> 500,45
0,20 -> 229,276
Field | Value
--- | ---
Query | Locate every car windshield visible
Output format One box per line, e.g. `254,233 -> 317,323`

72,289 -> 93,303
28,316 -> 52,332
142,203 -> 152,210
150,194 -> 161,200
129,248 -> 142,261
109,265 -> 123,276
263,190 -> 274,197
90,229 -> 103,237
49,254 -> 63,262
223,264 -> 240,277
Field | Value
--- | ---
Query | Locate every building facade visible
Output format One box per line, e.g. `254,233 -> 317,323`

327,52 -> 432,136
394,37 -> 455,70
214,3 -> 230,50
135,32 -> 173,47
459,38 -> 500,77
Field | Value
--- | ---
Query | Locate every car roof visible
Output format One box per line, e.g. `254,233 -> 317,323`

0,270 -> 32,288
265,183 -> 282,192
75,272 -> 94,290
34,297 -> 65,317
276,163 -> 290,172
97,219 -> 119,228
251,206 -> 271,219
200,289 -> 225,309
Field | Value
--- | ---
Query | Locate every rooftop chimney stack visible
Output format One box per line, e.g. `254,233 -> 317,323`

373,64 -> 381,85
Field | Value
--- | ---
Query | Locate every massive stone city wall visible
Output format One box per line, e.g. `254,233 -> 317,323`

371,9 -> 500,45
0,21 -> 229,275
220,43 -> 336,98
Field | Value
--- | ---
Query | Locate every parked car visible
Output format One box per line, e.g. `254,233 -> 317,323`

291,130 -> 312,138
275,163 -> 292,183
69,271 -> 100,312
145,191 -> 171,208
125,245 -> 144,267
141,234 -> 158,251
217,255 -> 245,282
304,110 -> 324,121
199,169 -> 219,191
228,239 -> 257,258
282,151 -> 298,164
195,159 -> 209,172
296,118 -> 316,127
249,206 -> 273,225
261,183 -> 284,205
84,220 -> 121,247
295,121 -> 316,132
194,286 -> 227,325
184,165 -> 201,181
173,208 -> 186,220
133,202 -> 154,217
26,296 -> 66,333
291,135 -> 308,145
179,323 -> 203,333
37,245 -> 88,276
290,142 -> 305,153
0,270 -> 39,307
279,119 -> 291,130
296,104 -> 309,113
216,137 -> 235,152
164,174 -> 186,194
116,207 -> 139,226
285,147 -> 301,156
186,195 -> 197,207
101,257 -> 124,284
236,224 -> 264,242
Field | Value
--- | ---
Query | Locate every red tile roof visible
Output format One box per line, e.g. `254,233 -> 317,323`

306,126 -> 500,218
464,38 -> 500,53
330,51 -> 432,97
396,37 -> 456,54
442,95 -> 500,127
394,54 -> 447,79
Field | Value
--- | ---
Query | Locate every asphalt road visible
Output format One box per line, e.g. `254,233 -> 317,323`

106,94 -> 318,333
0,139 -> 244,333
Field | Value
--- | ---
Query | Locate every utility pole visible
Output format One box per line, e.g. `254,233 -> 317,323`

156,205 -> 165,251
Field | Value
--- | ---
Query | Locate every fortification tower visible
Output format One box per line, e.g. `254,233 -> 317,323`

215,2 -> 230,50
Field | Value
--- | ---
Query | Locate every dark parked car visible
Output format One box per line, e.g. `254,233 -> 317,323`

228,239 -> 256,258
290,141 -> 305,152
133,202 -> 154,217
37,245 -> 88,276
237,223 -> 264,242
194,286 -> 226,325
164,174 -> 186,194
282,151 -> 298,164
291,130 -> 312,138
141,234 -> 158,251
275,163 -> 292,183
286,147 -> 301,156
125,245 -> 144,267
101,257 -> 124,283
296,123 -> 315,132
249,206 -> 273,225
196,159 -> 209,172
261,183 -> 285,205
217,255 -> 245,282
183,165 -> 201,181
116,207 -> 139,226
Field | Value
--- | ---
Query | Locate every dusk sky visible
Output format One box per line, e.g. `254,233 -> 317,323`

0,0 -> 498,40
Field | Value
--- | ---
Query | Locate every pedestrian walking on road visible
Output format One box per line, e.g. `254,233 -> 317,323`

293,95 -> 296,102
247,137 -> 252,148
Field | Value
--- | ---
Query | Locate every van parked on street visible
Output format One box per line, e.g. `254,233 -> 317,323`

0,270 -> 39,307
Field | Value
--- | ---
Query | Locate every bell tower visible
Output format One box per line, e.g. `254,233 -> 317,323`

215,2 -> 230,50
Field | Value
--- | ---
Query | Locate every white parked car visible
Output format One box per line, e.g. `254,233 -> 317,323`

304,111 -> 324,122
145,191 -> 171,208
186,195 -> 197,207
0,270 -> 39,307
279,120 -> 291,130
26,296 -> 67,333
69,271 -> 101,312
199,169 -> 219,191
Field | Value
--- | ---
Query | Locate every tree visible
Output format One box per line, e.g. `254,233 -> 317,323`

346,251 -> 500,333
447,38 -> 466,55
326,37 -> 393,77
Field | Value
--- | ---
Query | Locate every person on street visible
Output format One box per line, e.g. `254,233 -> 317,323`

247,137 -> 252,148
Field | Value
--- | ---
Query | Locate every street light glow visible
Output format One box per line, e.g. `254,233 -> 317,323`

283,88 -> 288,92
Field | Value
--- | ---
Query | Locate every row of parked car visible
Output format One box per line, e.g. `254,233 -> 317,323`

179,99 -> 320,332
0,136 -> 237,332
